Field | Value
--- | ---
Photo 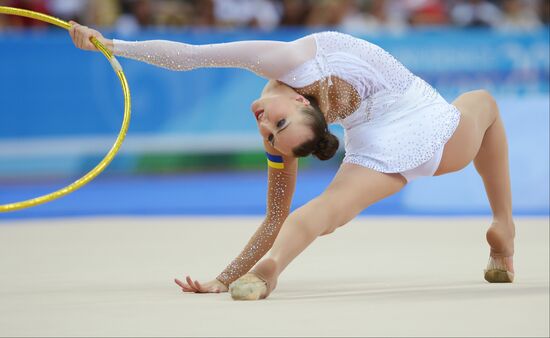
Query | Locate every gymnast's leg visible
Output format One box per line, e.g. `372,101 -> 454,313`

230,165 -> 406,300
435,90 -> 515,282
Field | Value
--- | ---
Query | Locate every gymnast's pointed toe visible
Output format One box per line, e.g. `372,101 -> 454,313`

484,256 -> 514,283
229,273 -> 268,301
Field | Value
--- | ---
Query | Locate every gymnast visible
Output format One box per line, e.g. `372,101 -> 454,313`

69,21 -> 516,300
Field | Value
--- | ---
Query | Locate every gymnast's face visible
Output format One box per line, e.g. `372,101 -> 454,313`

251,95 -> 314,156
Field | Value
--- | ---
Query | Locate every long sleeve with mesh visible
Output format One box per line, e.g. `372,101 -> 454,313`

215,152 -> 298,287
113,37 -> 316,80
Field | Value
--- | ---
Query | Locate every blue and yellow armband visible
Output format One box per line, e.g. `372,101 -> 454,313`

266,152 -> 285,170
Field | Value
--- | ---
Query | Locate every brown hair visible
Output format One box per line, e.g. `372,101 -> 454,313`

292,97 -> 339,161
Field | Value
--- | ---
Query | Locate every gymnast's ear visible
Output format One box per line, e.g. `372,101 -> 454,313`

294,95 -> 310,106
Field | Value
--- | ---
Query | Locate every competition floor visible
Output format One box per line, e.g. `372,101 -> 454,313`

0,216 -> 548,337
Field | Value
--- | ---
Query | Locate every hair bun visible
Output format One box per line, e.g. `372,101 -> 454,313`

313,132 -> 339,161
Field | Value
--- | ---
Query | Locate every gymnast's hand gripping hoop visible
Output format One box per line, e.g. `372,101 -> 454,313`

0,6 -> 131,212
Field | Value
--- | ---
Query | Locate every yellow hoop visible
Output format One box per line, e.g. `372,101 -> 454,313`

0,6 -> 131,212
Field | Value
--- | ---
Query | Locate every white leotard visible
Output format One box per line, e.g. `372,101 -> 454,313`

278,32 -> 460,173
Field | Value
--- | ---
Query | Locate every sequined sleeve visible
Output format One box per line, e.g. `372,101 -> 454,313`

112,36 -> 316,80
215,149 -> 297,287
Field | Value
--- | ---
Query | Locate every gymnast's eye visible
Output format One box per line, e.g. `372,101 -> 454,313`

268,134 -> 274,145
276,119 -> 286,129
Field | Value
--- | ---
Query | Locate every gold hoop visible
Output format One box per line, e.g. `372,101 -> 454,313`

0,6 -> 131,212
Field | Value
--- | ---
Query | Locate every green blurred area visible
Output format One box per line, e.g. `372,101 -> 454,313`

133,150 -> 345,173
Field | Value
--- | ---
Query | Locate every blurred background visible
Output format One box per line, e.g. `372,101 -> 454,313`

0,0 -> 548,219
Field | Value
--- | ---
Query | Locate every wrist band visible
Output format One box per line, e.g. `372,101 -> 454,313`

266,152 -> 284,170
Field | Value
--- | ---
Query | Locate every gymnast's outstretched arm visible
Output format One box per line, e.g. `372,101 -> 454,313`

215,142 -> 298,288
174,141 -> 297,293
68,21 -> 316,80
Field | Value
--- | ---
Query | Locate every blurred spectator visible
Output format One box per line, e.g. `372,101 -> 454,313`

541,0 -> 550,24
156,0 -> 195,28
0,0 -> 547,31
497,0 -> 542,31
337,0 -> 373,32
358,0 -> 409,32
407,0 -> 449,26
213,0 -> 281,30
450,0 -> 502,28
305,0 -> 355,27
48,0 -> 87,23
193,0 -> 216,27
115,0 -> 157,34
85,0 -> 121,27
279,0 -> 310,27
334,0 -> 410,32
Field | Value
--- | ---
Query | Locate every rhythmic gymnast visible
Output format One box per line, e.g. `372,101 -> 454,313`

69,22 -> 516,300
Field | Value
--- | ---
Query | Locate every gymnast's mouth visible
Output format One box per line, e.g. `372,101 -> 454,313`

254,109 -> 264,121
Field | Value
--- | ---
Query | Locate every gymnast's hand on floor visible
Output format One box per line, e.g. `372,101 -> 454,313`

68,21 -> 113,53
174,276 -> 228,293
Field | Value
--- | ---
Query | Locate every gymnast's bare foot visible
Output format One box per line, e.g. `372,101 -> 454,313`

485,220 -> 515,283
230,258 -> 278,300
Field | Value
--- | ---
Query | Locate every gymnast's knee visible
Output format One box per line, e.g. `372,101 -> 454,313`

478,89 -> 499,113
311,195 -> 353,236
288,197 -> 339,238
454,89 -> 499,133
470,89 -> 500,125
